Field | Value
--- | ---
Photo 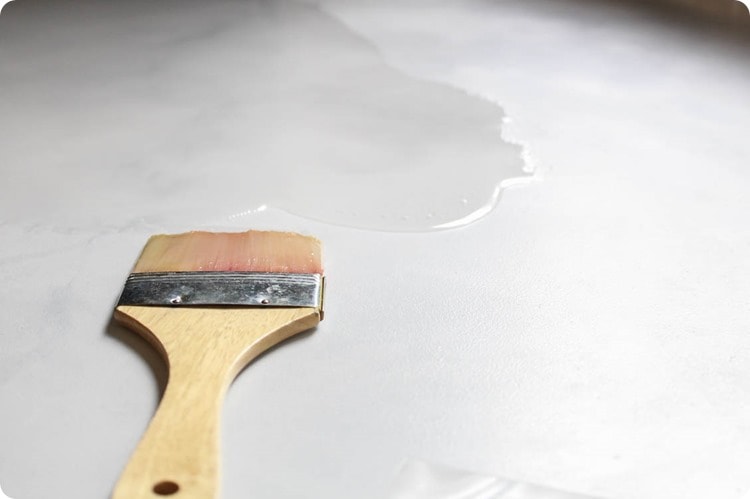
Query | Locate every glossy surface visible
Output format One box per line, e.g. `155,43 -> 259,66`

1,1 -> 750,499
0,0 -> 526,233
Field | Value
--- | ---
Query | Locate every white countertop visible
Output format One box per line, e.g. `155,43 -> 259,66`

1,1 -> 750,498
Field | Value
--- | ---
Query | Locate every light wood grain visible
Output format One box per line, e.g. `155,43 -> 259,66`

112,305 -> 320,499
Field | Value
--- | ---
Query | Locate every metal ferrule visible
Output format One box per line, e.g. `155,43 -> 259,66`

117,272 -> 325,314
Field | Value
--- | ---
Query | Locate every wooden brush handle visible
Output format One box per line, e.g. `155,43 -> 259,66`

112,306 -> 320,499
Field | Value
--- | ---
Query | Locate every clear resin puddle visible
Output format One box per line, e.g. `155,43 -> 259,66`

0,0 -> 529,232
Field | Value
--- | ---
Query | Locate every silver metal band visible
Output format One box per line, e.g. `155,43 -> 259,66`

117,271 -> 324,310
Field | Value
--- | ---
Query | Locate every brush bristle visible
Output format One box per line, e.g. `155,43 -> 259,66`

132,230 -> 322,274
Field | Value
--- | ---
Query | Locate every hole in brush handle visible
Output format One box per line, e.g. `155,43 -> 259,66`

153,480 -> 180,495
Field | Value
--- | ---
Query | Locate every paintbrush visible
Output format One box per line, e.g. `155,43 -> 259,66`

112,230 -> 324,499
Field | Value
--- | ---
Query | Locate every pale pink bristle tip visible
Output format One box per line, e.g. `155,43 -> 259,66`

132,230 -> 322,274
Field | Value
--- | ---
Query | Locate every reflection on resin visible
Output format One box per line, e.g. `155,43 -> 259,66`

0,0 -> 529,232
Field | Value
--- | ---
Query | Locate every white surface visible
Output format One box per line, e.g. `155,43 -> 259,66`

0,0 -> 527,233
389,460 -> 598,498
1,1 -> 750,498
